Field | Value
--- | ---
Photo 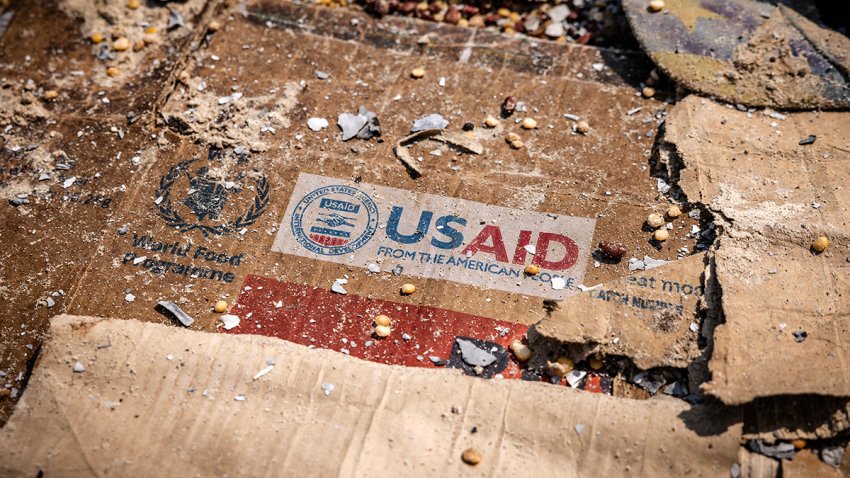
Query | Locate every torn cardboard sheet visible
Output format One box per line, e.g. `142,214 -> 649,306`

0,315 -> 742,477
659,96 -> 850,404
533,253 -> 706,370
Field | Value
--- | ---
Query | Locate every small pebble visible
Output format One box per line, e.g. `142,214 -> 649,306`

648,0 -> 665,12
505,132 -> 521,143
812,236 -> 829,253
509,340 -> 532,361
547,361 -> 568,378
214,300 -> 228,313
461,448 -> 482,466
646,213 -> 665,228
598,241 -> 626,261
557,357 -> 575,373
589,358 -> 603,370
653,229 -> 670,242
462,122 -> 475,131
484,116 -> 499,128
501,96 -> 517,116
374,314 -> 391,327
523,264 -> 539,275
113,37 -> 131,51
521,118 -> 537,129
410,67 -> 425,79
90,33 -> 105,44
799,135 -> 816,145
666,205 -> 682,218
576,120 -> 590,134
106,67 -> 120,77
126,0 -> 139,9
642,87 -> 656,98
208,20 -> 222,31
374,325 -> 391,338
792,439 -> 806,450
401,283 -> 416,295
510,140 -> 524,149
43,90 -> 59,100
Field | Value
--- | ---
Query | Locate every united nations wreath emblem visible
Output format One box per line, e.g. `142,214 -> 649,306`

156,159 -> 270,236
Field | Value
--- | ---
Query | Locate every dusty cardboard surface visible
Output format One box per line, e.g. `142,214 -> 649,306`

2,0 -> 849,473
534,252 -> 706,370
0,0 -> 703,426
660,95 -> 850,404
0,315 -> 742,477
63,3 -> 700,335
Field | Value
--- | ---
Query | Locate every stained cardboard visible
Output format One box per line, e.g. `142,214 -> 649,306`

659,96 -> 850,403
533,253 -> 706,370
0,315 -> 742,477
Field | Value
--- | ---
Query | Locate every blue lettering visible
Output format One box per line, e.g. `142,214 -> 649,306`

431,215 -> 466,249
386,206 -> 433,244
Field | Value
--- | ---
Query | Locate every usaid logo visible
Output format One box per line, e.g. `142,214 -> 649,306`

291,185 -> 379,255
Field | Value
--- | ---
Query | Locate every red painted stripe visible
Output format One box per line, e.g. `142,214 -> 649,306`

227,275 -> 609,393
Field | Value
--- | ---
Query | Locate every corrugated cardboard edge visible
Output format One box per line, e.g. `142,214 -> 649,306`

0,315 -> 742,477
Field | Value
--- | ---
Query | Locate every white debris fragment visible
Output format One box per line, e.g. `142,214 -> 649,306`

234,394 -> 246,401
548,4 -> 569,22
307,117 -> 329,131
574,423 -> 586,434
689,322 -> 699,333
563,113 -> 580,121
73,361 -> 85,373
566,370 -> 586,388
253,365 -> 274,380
367,263 -> 381,273
523,244 -> 536,255
455,338 -> 497,367
46,297 -> 55,308
591,63 -> 604,71
321,382 -> 335,396
551,277 -> 566,290
628,256 -> 670,271
411,113 -> 448,132
331,278 -> 348,294
63,176 -> 76,188
124,293 -> 135,303
627,107 -> 642,116
438,77 -> 446,87
219,314 -> 241,330
656,178 -> 671,194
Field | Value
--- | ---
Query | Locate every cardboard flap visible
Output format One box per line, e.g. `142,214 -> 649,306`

0,315 -> 742,477
661,96 -> 850,404
534,253 -> 706,369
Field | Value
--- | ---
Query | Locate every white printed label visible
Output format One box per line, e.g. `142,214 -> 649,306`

272,173 -> 596,299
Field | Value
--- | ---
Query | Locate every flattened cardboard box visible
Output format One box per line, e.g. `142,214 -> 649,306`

59,5 -> 703,375
0,315 -> 742,477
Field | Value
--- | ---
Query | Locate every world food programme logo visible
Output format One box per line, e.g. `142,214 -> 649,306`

291,185 -> 378,255
156,158 -> 269,236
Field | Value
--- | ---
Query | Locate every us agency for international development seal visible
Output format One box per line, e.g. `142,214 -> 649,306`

155,154 -> 269,237
291,184 -> 379,255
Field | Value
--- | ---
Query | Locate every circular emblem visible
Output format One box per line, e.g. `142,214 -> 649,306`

156,159 -> 270,237
291,185 -> 379,255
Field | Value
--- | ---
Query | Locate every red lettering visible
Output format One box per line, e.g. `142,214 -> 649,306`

460,225 -> 508,262
533,232 -> 578,271
512,230 -> 533,264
